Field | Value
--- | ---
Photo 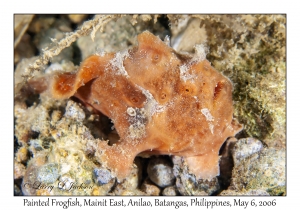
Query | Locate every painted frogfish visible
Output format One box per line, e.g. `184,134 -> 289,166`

29,31 -> 242,180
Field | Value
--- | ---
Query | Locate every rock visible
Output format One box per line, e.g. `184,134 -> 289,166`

162,186 -> 178,196
15,103 -> 51,145
28,16 -> 55,34
28,139 -> 44,154
172,18 -> 207,52
77,16 -> 139,60
14,34 -> 36,64
36,189 -> 51,195
140,178 -> 161,195
91,184 -> 115,196
117,189 -> 146,196
230,138 -> 285,195
93,168 -> 113,185
14,161 -> 26,179
34,27 -> 73,63
16,146 -> 29,163
14,14 -> 34,47
20,111 -> 102,195
68,14 -> 88,24
220,189 -> 270,196
37,163 -> 60,184
147,157 -> 175,188
64,100 -> 86,121
22,154 -> 47,195
51,110 -> 62,124
232,137 -> 264,165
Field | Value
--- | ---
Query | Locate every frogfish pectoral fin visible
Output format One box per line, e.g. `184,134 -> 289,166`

95,140 -> 139,181
185,153 -> 220,181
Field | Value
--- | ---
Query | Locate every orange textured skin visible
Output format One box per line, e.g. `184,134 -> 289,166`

49,31 -> 242,180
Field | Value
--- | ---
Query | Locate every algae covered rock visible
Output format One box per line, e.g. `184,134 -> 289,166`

19,99 -> 118,195
220,189 -> 270,196
37,163 -> 60,184
230,138 -> 285,195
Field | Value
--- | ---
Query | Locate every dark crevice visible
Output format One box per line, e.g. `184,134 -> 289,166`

71,41 -> 82,65
25,93 -> 40,107
216,138 -> 237,194
157,15 -> 170,31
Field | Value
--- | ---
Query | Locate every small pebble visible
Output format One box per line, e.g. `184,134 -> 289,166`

16,146 -> 28,163
93,168 -> 112,185
233,137 -> 263,165
119,189 -> 146,196
58,174 -> 75,191
29,139 -> 43,152
37,163 -> 60,184
36,189 -> 50,195
68,14 -> 88,24
28,17 -> 55,33
22,164 -> 39,195
220,189 -> 270,196
147,157 -> 175,188
51,110 -> 62,123
64,100 -> 85,121
91,187 -> 101,196
162,186 -> 178,196
14,161 -> 26,179
58,148 -> 68,157
141,178 -> 160,195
